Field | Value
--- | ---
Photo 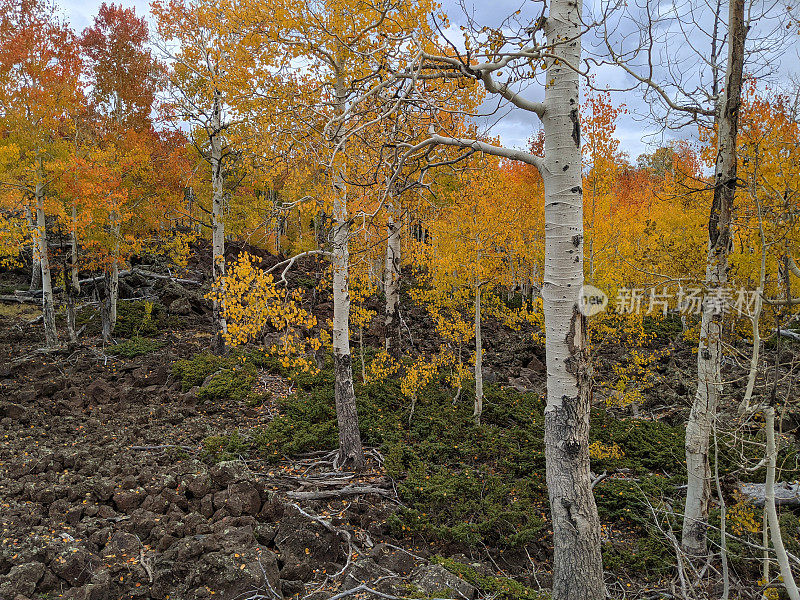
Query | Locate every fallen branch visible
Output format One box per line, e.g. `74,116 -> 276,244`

739,481 -> 800,508
591,471 -> 609,489
285,485 -> 392,500
130,445 -> 196,452
132,268 -> 201,286
0,295 -> 40,304
20,267 -> 202,297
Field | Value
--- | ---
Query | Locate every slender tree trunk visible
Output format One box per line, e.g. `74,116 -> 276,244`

473,286 -> 483,424
101,219 -> 120,344
741,196 -> 767,414
71,204 -> 80,297
34,174 -> 57,348
682,0 -> 745,555
765,405 -> 800,600
541,1 -> 604,597
384,205 -> 401,357
25,206 -> 42,291
331,72 -> 364,470
714,425 -> 730,600
763,508 -> 770,600
30,254 -> 42,291
65,208 -> 79,343
211,89 -> 228,352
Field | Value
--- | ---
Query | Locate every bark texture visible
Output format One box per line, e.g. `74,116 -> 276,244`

332,190 -> 364,470
330,72 -> 364,470
211,89 -> 228,352
473,288 -> 483,424
541,1 -> 604,597
384,208 -> 402,357
35,177 -> 57,348
682,0 -> 745,555
101,220 -> 121,344
25,206 -> 42,291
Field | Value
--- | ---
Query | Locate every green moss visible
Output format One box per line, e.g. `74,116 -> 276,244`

601,535 -> 674,580
196,363 -> 257,402
642,314 -> 683,338
172,351 -> 266,403
110,337 -> 165,358
172,353 -> 228,390
432,557 -> 548,600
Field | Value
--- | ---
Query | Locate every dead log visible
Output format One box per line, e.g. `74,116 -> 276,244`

0,295 -> 40,304
285,485 -> 392,500
739,481 -> 800,507
19,267 -> 202,297
778,329 -> 800,342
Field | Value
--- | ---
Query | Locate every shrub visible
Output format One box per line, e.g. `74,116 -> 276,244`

172,353 -> 227,390
110,337 -> 165,358
196,363 -> 257,402
114,300 -> 165,338
201,430 -> 250,462
432,556 -> 548,600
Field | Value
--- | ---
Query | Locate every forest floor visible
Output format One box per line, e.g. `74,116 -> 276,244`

1,244 -> 799,600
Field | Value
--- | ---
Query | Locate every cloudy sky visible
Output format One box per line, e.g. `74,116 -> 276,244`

59,0 -> 800,162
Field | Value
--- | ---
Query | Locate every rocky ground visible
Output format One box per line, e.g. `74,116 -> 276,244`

0,329 -> 493,600
2,244 -> 798,600
0,253 -> 506,600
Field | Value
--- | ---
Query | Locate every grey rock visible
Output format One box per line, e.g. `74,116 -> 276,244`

410,564 -> 477,599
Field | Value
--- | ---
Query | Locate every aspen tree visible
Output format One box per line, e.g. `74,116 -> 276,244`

231,0 -> 438,469
395,2 -> 606,596
153,0 -> 258,350
0,0 -> 83,348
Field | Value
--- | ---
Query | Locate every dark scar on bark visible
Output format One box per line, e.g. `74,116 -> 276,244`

561,498 -> 578,529
572,234 -> 582,247
570,186 -> 582,194
570,108 -> 580,147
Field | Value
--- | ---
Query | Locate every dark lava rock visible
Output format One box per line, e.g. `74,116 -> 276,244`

113,489 -> 144,512
101,531 -> 140,560
0,561 -> 45,597
342,558 -> 394,590
86,379 -> 117,404
189,548 -> 280,600
274,505 -> 345,567
370,543 -> 418,576
50,548 -> 99,586
1,402 -> 27,421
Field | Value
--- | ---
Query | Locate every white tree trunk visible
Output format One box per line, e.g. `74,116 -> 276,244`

541,1 -> 604,597
741,208 -> 767,414
101,219 -> 121,344
34,177 -> 57,348
65,203 -> 80,343
765,406 -> 800,600
682,0 -> 745,555
331,73 -> 364,469
384,206 -> 401,357
71,204 -> 80,296
211,90 -> 228,350
473,286 -> 483,424
25,206 -> 42,291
